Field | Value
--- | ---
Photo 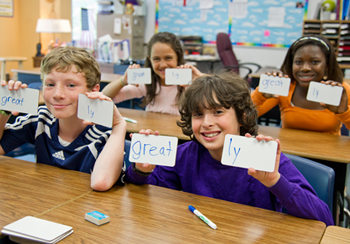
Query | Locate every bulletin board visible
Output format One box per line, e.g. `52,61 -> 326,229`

156,0 -> 306,48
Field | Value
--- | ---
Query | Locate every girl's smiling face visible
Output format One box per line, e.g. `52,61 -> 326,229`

149,42 -> 178,84
292,44 -> 327,88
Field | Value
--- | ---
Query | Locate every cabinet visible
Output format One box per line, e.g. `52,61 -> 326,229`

97,13 -> 145,60
303,20 -> 350,67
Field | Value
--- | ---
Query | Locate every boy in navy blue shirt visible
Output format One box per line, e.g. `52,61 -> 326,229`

0,47 -> 127,191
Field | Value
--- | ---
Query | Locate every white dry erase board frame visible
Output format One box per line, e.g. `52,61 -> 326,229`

156,0 -> 305,47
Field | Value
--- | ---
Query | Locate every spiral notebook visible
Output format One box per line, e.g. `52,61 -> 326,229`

1,216 -> 73,244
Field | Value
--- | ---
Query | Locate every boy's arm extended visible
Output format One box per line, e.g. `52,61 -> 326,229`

85,92 -> 127,191
0,80 -> 28,155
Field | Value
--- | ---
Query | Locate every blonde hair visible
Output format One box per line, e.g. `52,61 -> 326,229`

40,46 -> 101,90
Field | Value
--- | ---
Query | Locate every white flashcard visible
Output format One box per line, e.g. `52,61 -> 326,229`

129,134 -> 178,167
0,86 -> 39,115
221,135 -> 278,172
258,74 -> 291,97
165,68 -> 192,85
127,68 -> 152,84
2,216 -> 72,243
306,81 -> 343,106
77,94 -> 113,128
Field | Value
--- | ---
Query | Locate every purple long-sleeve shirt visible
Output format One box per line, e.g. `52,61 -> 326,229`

125,141 -> 334,226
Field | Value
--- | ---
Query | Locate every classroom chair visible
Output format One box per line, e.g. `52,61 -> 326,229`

216,33 -> 261,81
284,153 -> 335,214
124,139 -> 132,170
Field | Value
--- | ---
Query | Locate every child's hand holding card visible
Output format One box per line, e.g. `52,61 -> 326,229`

258,74 -> 291,97
0,86 -> 39,115
129,133 -> 178,167
127,68 -> 152,84
221,134 -> 278,172
165,68 -> 192,85
77,94 -> 114,128
306,81 -> 343,106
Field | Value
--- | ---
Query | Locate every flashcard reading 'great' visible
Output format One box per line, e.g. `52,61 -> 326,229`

129,134 -> 178,167
165,68 -> 192,85
258,74 -> 291,97
77,94 -> 114,128
127,68 -> 152,84
0,86 -> 39,115
306,81 -> 343,106
221,135 -> 277,172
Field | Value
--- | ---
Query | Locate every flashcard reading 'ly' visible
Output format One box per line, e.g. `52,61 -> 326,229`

77,94 -> 114,128
221,135 -> 278,172
129,134 -> 178,167
165,68 -> 192,85
0,86 -> 39,115
306,81 -> 343,106
258,74 -> 291,97
127,68 -> 152,84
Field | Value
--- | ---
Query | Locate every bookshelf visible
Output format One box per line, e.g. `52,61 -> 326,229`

303,20 -> 350,66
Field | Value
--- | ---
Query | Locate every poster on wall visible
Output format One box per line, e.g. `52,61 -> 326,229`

156,0 -> 305,48
0,0 -> 13,17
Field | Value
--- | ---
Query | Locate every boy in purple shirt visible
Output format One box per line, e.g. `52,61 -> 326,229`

125,72 -> 334,226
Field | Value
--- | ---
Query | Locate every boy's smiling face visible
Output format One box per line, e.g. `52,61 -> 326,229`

191,99 -> 241,161
42,64 -> 99,120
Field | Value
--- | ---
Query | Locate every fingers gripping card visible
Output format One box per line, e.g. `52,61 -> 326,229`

221,135 -> 278,172
129,134 -> 178,166
165,68 -> 192,85
0,86 -> 39,114
258,74 -> 291,97
77,94 -> 114,128
127,68 -> 152,84
306,81 -> 343,106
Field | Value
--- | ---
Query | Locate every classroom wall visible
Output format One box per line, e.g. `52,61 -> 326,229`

0,0 -> 71,80
143,0 -> 288,68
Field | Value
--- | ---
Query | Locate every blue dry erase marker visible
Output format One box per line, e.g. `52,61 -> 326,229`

188,205 -> 217,230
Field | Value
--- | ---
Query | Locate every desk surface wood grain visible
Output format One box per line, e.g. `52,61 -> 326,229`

321,226 -> 350,244
259,126 -> 350,163
37,184 -> 326,244
119,108 -> 190,141
0,156 -> 92,231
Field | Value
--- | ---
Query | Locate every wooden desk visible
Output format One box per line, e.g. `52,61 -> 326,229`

259,126 -> 350,163
119,108 -> 190,141
321,226 -> 350,244
36,184 -> 326,244
0,156 -> 92,233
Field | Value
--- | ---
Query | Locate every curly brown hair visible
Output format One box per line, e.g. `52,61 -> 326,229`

40,46 -> 101,90
177,72 -> 258,142
142,32 -> 186,107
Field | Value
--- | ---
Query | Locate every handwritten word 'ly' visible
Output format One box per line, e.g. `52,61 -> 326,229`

228,138 -> 241,165
171,72 -> 179,79
1,96 -> 24,107
311,88 -> 319,98
87,105 -> 95,118
131,141 -> 173,160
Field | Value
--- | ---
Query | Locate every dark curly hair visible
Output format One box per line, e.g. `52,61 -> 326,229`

177,72 -> 258,142
142,32 -> 186,107
281,34 -> 343,83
